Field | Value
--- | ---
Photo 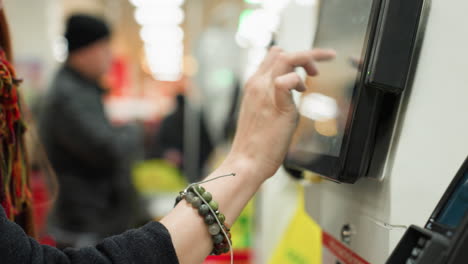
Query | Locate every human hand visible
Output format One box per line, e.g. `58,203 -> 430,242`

229,47 -> 336,180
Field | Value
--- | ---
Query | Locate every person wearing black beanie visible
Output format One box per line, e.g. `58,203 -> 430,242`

65,14 -> 111,54
39,14 -> 145,248
62,14 -> 113,81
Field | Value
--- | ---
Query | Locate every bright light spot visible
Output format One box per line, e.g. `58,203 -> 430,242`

144,43 -> 183,57
237,0 -> 292,85
236,9 -> 279,47
144,42 -> 184,81
236,30 -> 272,48
147,59 -> 183,70
130,0 -> 184,7
246,10 -> 280,32
132,0 -> 185,81
300,93 -> 338,121
262,0 -> 291,12
153,72 -> 183,82
52,36 -> 68,62
238,9 -> 255,30
150,63 -> 182,73
140,26 -> 184,43
295,0 -> 318,6
134,7 -> 184,25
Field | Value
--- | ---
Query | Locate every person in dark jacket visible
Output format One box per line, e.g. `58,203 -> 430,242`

39,14 -> 143,247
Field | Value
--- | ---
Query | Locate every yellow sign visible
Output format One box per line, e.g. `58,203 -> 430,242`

132,159 -> 187,194
269,185 -> 322,264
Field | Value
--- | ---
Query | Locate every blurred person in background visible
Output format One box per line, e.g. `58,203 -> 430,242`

39,14 -> 144,248
147,77 -> 240,183
148,93 -> 214,182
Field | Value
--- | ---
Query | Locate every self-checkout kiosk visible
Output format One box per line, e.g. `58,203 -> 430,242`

387,157 -> 468,264
265,0 -> 468,263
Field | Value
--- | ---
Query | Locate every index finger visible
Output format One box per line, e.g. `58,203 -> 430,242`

257,46 -> 283,75
275,49 -> 336,76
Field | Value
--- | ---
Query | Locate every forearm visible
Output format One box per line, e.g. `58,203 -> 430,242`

160,153 -> 265,264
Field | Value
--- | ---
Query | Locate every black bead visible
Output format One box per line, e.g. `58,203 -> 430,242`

199,204 -> 210,216
174,195 -> 183,207
205,214 -> 215,225
213,234 -> 224,244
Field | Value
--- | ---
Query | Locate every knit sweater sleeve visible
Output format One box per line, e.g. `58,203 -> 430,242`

0,207 -> 179,264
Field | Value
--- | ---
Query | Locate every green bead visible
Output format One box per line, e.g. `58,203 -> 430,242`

202,192 -> 212,203
194,185 -> 205,195
213,234 -> 224,244
208,224 -> 221,235
185,192 -> 195,203
191,197 -> 202,208
198,204 -> 210,216
205,214 -> 215,225
222,247 -> 230,253
218,213 -> 226,223
209,200 -> 219,211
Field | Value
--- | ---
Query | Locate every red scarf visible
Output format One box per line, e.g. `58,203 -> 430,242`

0,47 -> 35,236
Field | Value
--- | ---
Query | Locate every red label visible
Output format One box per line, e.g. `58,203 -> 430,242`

322,232 -> 370,264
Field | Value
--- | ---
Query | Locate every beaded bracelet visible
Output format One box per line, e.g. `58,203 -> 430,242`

174,174 -> 235,256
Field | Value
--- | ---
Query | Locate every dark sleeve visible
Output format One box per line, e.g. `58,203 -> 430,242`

0,207 -> 179,264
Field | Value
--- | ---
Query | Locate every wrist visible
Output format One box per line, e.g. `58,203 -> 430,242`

215,152 -> 267,187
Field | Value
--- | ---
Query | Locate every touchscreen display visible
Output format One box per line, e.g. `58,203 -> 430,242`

436,172 -> 468,229
289,0 -> 374,160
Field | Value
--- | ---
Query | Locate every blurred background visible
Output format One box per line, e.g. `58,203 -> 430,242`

3,0 -> 319,263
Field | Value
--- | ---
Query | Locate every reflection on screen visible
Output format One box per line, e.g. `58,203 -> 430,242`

437,172 -> 468,229
290,0 -> 374,159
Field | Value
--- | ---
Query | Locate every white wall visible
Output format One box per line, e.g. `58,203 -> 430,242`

4,0 -> 59,85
